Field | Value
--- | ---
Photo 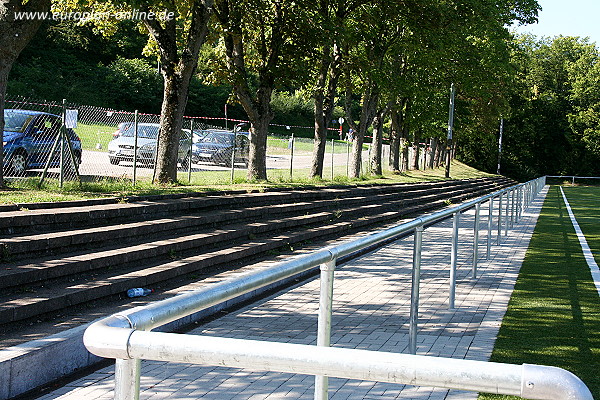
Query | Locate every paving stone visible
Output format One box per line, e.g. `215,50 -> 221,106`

32,187 -> 546,399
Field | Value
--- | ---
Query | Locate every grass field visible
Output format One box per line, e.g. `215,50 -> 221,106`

0,160 -> 493,204
480,185 -> 600,399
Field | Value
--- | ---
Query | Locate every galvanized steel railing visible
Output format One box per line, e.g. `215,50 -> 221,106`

84,176 -> 592,400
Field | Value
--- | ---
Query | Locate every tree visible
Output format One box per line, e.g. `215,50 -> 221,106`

0,0 -> 51,187
341,1 -> 404,178
55,0 -> 213,184
140,1 -> 212,184
309,0 -> 364,179
213,0 -> 315,180
498,35 -> 600,180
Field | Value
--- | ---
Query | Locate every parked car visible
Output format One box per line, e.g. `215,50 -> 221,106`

2,109 -> 82,176
192,130 -> 249,167
107,123 -> 191,168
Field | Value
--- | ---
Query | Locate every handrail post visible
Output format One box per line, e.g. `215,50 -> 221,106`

409,224 -> 424,355
509,190 -> 514,228
115,358 -> 141,400
315,259 -> 336,400
486,197 -> 493,259
449,211 -> 459,309
497,193 -> 503,244
472,202 -> 481,278
512,189 -> 516,226
519,187 -> 523,220
504,191 -> 509,237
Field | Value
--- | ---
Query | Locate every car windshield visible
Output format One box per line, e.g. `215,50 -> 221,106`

202,132 -> 233,145
3,112 -> 33,133
121,125 -> 159,139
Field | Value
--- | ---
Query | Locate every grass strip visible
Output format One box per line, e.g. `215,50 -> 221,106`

0,160 -> 494,205
479,186 -> 600,399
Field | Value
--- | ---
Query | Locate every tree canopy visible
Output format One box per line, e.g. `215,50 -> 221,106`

11,0 -> 600,185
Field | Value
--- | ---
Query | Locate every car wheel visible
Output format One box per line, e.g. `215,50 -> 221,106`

7,151 -> 27,175
109,157 -> 120,165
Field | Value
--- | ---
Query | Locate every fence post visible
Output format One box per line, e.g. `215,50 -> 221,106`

59,99 -> 66,188
472,202 -> 480,278
487,197 -> 493,259
230,130 -> 237,184
133,110 -> 139,185
315,259 -> 336,400
331,139 -> 335,180
188,118 -> 193,184
289,133 -> 294,181
449,211 -> 459,309
114,358 -> 141,400
409,225 -> 424,355
346,141 -> 350,177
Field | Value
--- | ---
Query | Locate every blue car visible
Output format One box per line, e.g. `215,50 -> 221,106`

3,109 -> 82,175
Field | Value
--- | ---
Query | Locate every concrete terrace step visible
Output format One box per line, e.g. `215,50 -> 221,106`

0,179 -> 508,326
0,179 -> 503,293
0,179 -> 499,261
0,178 -> 510,236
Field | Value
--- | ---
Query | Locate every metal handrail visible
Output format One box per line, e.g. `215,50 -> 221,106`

82,176 -> 593,400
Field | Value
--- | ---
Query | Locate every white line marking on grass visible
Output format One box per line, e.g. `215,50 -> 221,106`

560,186 -> 600,296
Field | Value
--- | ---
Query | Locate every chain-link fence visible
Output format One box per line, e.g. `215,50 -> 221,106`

3,96 -> 441,187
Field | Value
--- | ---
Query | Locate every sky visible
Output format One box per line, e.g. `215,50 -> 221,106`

513,0 -> 600,44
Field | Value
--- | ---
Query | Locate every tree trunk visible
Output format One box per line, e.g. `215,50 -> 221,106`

0,0 -> 51,187
144,1 -> 212,184
246,87 -> 273,180
346,83 -> 379,179
435,139 -> 443,167
154,72 -> 186,183
428,138 -> 437,169
311,42 -> 341,178
389,108 -> 401,172
312,86 -> 328,178
369,102 -> 391,176
370,112 -> 383,175
401,124 -> 409,172
412,130 -> 420,170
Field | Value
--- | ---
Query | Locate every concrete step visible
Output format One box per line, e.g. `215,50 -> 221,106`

0,178 -> 510,236
0,179 -> 507,326
0,179 -> 501,293
0,179 -> 492,261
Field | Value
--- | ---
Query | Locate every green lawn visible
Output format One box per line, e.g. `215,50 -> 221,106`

479,185 -> 600,399
75,121 -> 117,151
1,160 -> 493,204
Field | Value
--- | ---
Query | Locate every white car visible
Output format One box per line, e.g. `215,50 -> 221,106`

107,123 -> 191,168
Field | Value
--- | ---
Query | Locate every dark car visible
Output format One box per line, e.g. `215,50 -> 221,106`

3,109 -> 82,175
192,130 -> 249,167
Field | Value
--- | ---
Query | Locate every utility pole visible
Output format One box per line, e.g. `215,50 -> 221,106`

497,118 -> 504,175
445,83 -> 456,178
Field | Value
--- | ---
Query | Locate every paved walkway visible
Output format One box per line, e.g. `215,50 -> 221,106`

35,187 -> 548,400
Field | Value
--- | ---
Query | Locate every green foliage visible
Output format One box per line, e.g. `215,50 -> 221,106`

498,36 -> 600,180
